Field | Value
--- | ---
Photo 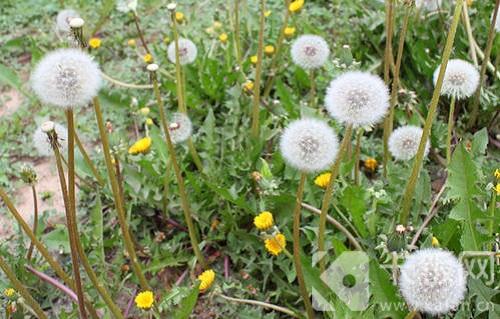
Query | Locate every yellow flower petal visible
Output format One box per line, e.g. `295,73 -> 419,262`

89,37 -> 101,49
284,26 -> 296,37
289,0 -> 304,13
128,137 -> 152,155
265,233 -> 286,256
254,211 -> 273,230
314,172 -> 331,189
135,291 -> 154,309
219,33 -> 228,43
198,269 -> 215,293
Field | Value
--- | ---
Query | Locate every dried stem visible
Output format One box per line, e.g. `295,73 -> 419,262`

250,0 -> 266,139
219,294 -> 299,318
101,71 -> 153,89
133,11 -> 151,54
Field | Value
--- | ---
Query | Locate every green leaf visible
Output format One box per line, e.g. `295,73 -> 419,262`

471,128 -> 488,156
90,196 -> 105,264
369,261 -> 406,318
173,286 -> 199,319
340,185 -> 368,237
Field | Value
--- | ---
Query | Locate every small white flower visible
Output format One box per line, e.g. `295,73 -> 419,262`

31,49 -> 102,109
325,71 -> 389,127
415,0 -> 442,11
433,59 -> 479,100
33,122 -> 68,157
388,125 -> 429,161
279,118 -> 339,172
167,38 -> 197,65
117,0 -> 138,13
169,112 -> 192,144
290,35 -> 330,70
399,249 -> 467,315
56,9 -> 81,34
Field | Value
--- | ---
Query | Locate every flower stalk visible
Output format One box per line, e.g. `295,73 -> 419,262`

150,68 -> 208,269
399,0 -> 464,226
292,173 -> 315,319
92,97 -> 150,290
317,124 -> 353,271
250,0 -> 266,139
446,96 -> 456,165
353,128 -> 363,185
26,184 -> 38,261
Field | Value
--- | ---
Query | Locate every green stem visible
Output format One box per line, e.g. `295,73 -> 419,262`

0,255 -> 48,319
151,73 -> 208,269
309,70 -> 316,108
404,310 -> 418,319
250,0 -> 266,139
262,0 -> 291,99
233,0 -> 242,66
292,173 -> 315,319
488,191 -> 496,251
92,97 -> 150,290
383,2 -> 412,177
446,96 -> 456,165
26,185 -> 38,261
218,294 -> 299,318
467,0 -> 499,128
171,11 -> 186,113
65,110 -> 88,319
399,0 -> 464,226
354,128 -> 363,185
382,0 -> 394,178
74,130 -> 105,187
318,125 -> 353,272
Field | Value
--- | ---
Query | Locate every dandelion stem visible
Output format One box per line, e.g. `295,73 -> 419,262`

26,185 -> 38,261
292,173 -> 315,319
151,72 -> 208,269
74,129 -> 105,187
233,0 -> 242,66
0,255 -> 48,319
462,2 -> 478,66
92,97 -> 150,290
101,71 -> 153,89
467,0 -> 499,129
446,96 -> 456,165
262,0 -> 291,99
487,191 -> 496,251
133,12 -> 151,54
399,0 -> 464,226
219,294 -> 300,318
383,1 -> 411,178
353,128 -> 363,185
318,124 -> 353,272
65,109 -> 89,319
250,0 -> 266,139
309,69 -> 316,108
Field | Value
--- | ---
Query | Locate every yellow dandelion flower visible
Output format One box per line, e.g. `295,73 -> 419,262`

198,269 -> 215,293
135,291 -> 154,309
213,21 -> 223,29
265,233 -> 286,256
264,10 -> 272,17
128,137 -> 152,155
143,53 -> 153,63
495,184 -> 500,196
431,236 -> 440,247
175,12 -> 185,23
289,0 -> 304,13
89,37 -> 101,49
219,33 -> 228,44
314,172 -> 331,189
466,0 -> 473,6
264,45 -> 275,56
364,157 -> 378,172
284,26 -> 296,38
3,288 -> 15,297
254,211 -> 274,230
494,169 -> 500,179
139,107 -> 150,116
243,80 -> 254,93
145,118 -> 154,126
127,39 -> 136,47
163,37 -> 170,44
250,55 -> 258,64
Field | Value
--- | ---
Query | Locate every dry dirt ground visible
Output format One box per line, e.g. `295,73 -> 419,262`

0,89 -> 66,239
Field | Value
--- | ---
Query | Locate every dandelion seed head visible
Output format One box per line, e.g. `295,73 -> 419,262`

415,0 -> 442,11
56,9 -> 80,34
325,71 -> 389,127
399,249 -> 467,315
291,35 -> 330,70
280,118 -> 339,172
433,59 -> 479,100
33,122 -> 68,157
167,38 -> 197,65
31,49 -> 102,109
388,125 -> 429,161
169,112 -> 192,144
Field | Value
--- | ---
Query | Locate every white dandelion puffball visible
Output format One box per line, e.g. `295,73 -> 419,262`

433,59 -> 479,100
117,0 -> 138,13
167,38 -> 198,65
388,125 -> 429,161
280,118 -> 339,172
56,9 -> 80,34
33,122 -> 68,157
399,249 -> 467,315
415,0 -> 442,11
169,112 -> 192,144
31,49 -> 102,109
290,35 -> 330,70
325,71 -> 389,127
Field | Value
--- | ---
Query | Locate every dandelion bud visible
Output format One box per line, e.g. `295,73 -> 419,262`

56,9 -> 81,34
167,38 -> 197,65
433,59 -> 479,100
168,112 -> 192,144
399,249 -> 467,315
290,35 -> 330,70
325,71 -> 389,127
69,17 -> 84,28
388,125 -> 429,161
31,49 -> 102,109
280,118 -> 339,173
33,122 -> 68,156
20,164 -> 38,185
